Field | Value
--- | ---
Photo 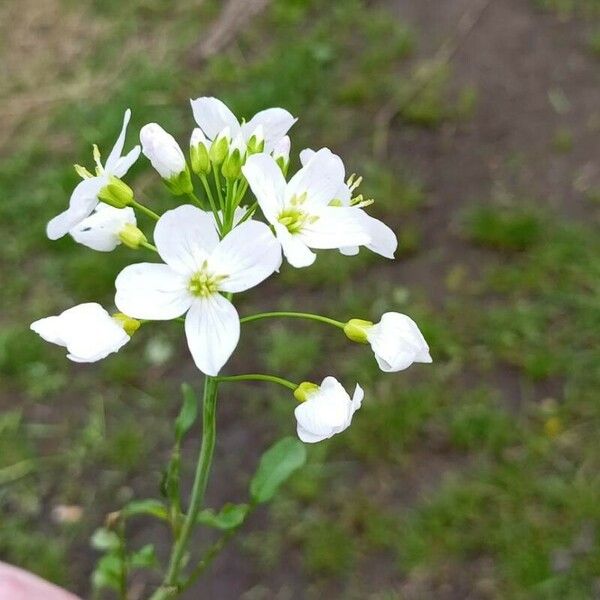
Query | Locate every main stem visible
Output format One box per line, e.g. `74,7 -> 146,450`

150,376 -> 219,600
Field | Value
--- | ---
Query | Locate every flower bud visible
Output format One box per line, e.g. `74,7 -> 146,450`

98,176 -> 134,208
112,312 -> 141,336
164,166 -> 194,196
272,136 -> 291,175
140,123 -> 187,180
293,381 -> 319,403
246,125 -> 265,155
118,223 -> 147,249
221,148 -> 243,180
343,318 -> 373,343
209,127 -> 230,165
190,128 -> 211,175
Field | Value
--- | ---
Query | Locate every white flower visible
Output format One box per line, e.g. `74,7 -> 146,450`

272,136 -> 291,168
294,377 -> 363,443
140,123 -> 187,179
30,303 -> 130,363
190,96 -> 296,153
242,149 -> 371,267
69,204 -> 136,252
299,148 -> 397,259
367,312 -> 432,372
114,205 -> 281,375
47,109 -> 140,240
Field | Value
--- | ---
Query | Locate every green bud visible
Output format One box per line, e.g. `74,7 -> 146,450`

190,143 -> 211,176
209,134 -> 229,166
221,148 -> 242,180
293,381 -> 319,403
98,176 -> 134,208
118,224 -> 147,249
343,319 -> 373,343
112,313 -> 141,336
164,166 -> 193,196
246,134 -> 265,155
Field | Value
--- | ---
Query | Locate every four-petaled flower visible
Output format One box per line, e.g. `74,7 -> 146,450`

114,205 -> 281,375
47,109 -> 140,240
294,377 -> 363,443
30,303 -> 131,362
242,149 -> 372,267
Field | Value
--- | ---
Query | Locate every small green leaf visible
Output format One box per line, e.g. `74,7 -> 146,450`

122,499 -> 169,521
250,437 -> 307,503
197,503 -> 249,530
91,528 -> 120,551
160,453 -> 181,505
92,554 -> 122,591
130,544 -> 158,569
175,383 -> 198,442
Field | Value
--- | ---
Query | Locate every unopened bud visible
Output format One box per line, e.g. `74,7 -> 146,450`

210,128 -> 230,165
293,381 -> 319,403
222,148 -> 242,180
112,312 -> 141,336
190,128 -> 211,175
246,125 -> 265,155
164,166 -> 193,196
118,223 -> 147,249
98,176 -> 134,208
272,136 -> 291,176
343,319 -> 373,343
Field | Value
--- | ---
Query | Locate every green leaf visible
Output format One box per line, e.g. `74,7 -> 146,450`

175,383 -> 198,442
160,453 -> 180,505
92,554 -> 122,591
250,437 -> 307,503
197,503 -> 249,530
130,544 -> 158,569
91,527 -> 120,551
122,499 -> 169,521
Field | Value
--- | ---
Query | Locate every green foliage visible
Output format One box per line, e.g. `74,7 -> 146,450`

197,503 -> 250,530
250,437 -> 307,503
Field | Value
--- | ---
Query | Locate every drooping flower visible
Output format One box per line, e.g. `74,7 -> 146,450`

344,312 -> 432,372
140,123 -> 192,195
47,110 -> 140,240
114,205 -> 281,375
190,96 -> 296,154
30,303 -> 135,363
69,204 -> 136,252
242,149 -> 371,267
299,148 -> 397,259
294,377 -> 363,443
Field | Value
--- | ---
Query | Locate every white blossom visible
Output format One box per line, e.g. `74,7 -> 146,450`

190,96 -> 296,153
242,149 -> 371,267
47,110 -> 140,240
295,377 -> 363,443
300,148 -> 397,259
69,204 -> 136,252
30,303 -> 130,363
140,123 -> 187,179
114,205 -> 281,375
367,312 -> 432,372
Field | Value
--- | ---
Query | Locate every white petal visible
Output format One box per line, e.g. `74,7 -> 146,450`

274,223 -> 316,268
115,263 -> 192,320
210,221 -> 282,292
140,123 -> 186,179
31,303 -> 129,362
190,97 -> 241,140
154,205 -> 220,275
46,176 -> 105,240
361,213 -> 397,259
110,145 -> 141,178
301,206 -> 371,250
299,148 -> 315,166
340,246 -> 360,256
185,294 -> 240,375
242,154 -> 286,222
241,108 -> 297,151
272,136 -> 291,162
105,109 -> 132,172
69,205 -> 135,252
286,148 -> 345,207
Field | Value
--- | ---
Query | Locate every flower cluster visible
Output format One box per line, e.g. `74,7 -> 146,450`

32,97 -> 431,443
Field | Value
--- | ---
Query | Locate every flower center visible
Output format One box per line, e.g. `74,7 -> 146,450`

188,263 -> 228,297
278,193 -> 318,234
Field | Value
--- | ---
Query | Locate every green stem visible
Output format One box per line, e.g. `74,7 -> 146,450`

131,200 -> 160,221
140,240 -> 158,252
200,175 -> 222,231
213,169 -> 225,211
215,373 -> 297,391
187,191 -> 205,209
240,311 -> 345,329
150,376 -> 219,600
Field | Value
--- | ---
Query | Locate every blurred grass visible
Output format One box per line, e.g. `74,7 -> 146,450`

1,0 -> 600,598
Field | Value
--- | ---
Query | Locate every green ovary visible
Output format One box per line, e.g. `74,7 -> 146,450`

278,206 -> 318,234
